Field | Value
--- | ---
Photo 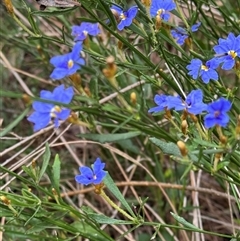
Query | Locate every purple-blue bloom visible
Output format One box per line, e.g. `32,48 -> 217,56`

150,0 -> 176,21
71,22 -> 100,42
75,158 -> 107,185
186,58 -> 219,84
50,42 -> 85,80
27,85 -> 74,132
148,94 -> 170,113
111,5 -> 138,31
171,22 -> 201,45
204,98 -> 231,128
212,33 -> 240,70
167,89 -> 207,115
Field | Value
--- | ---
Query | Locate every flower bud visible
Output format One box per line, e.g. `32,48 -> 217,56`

177,141 -> 188,157
164,109 -> 172,119
84,86 -> 91,97
141,0 -> 151,7
236,115 -> 240,139
189,113 -> 198,123
155,15 -> 162,30
0,196 -> 11,205
3,0 -> 14,16
22,94 -> 31,105
94,183 -> 104,194
130,92 -> 137,105
118,40 -> 123,50
219,135 -> 227,145
70,73 -> 82,86
102,56 -> 117,79
181,120 -> 188,135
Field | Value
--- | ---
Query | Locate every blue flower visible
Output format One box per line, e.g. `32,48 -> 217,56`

167,89 -> 207,115
204,98 -> 231,128
27,85 -> 74,131
149,90 -> 207,115
71,22 -> 100,42
186,58 -> 219,84
148,94 -> 170,113
150,0 -> 176,21
212,33 -> 240,70
50,42 -> 85,80
75,158 -> 107,185
171,22 -> 201,45
111,5 -> 138,31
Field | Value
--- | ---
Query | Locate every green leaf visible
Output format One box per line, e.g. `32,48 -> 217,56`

0,107 -> 30,137
52,154 -> 61,193
72,221 -> 113,241
170,212 -> 201,231
103,173 -> 135,217
149,138 -> 181,156
22,166 -> 36,181
39,143 -> 51,182
88,213 -> 133,224
31,7 -> 78,16
78,131 -> 141,143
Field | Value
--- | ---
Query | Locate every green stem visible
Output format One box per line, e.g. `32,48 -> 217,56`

174,0 -> 189,29
100,190 -> 135,221
12,14 -> 40,37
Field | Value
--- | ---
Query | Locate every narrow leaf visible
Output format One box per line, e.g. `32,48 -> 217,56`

149,138 -> 181,156
52,154 -> 61,193
78,131 -> 141,143
39,143 -> 51,182
103,173 -> 135,217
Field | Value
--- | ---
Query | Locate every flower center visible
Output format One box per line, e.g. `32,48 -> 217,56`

68,59 -> 74,69
201,64 -> 209,71
214,110 -> 220,117
157,9 -> 165,16
228,50 -> 237,59
50,105 -> 62,118
120,12 -> 126,20
83,30 -> 88,36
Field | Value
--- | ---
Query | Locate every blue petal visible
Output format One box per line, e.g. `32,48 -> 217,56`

191,22 -> 201,32
50,68 -> 69,80
111,5 -> 122,14
167,96 -> 184,110
75,174 -> 93,185
32,101 -> 53,113
126,6 -> 138,19
27,111 -> 51,131
71,42 -> 83,61
80,166 -> 94,177
56,108 -> 71,121
53,85 -> 74,104
148,106 -> 164,113
93,158 -> 105,174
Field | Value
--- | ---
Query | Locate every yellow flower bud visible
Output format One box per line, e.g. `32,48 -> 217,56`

3,0 -> 14,15
130,92 -> 137,105
177,141 -> 188,157
181,120 -> 188,135
141,0 -> 151,7
0,196 -> 11,205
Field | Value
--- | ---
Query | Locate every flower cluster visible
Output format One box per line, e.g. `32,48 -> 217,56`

149,89 -> 207,115
149,90 -> 232,128
187,33 -> 240,83
75,158 -> 107,185
28,21 -> 101,131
